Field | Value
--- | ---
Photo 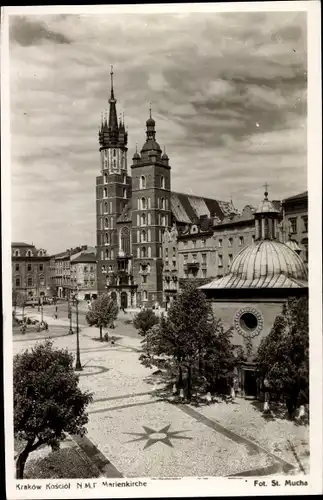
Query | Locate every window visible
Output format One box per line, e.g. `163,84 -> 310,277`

143,290 -> 148,301
218,239 -> 223,248
202,239 -> 206,247
302,216 -> 308,233
192,254 -> 197,263
27,277 -> 33,287
105,249 -> 109,259
172,260 -> 176,268
113,149 -> 116,157
148,247 -> 152,258
123,188 -> 127,199
103,187 -> 107,198
15,264 -> 19,271
202,253 -> 207,263
104,202 -> 108,213
105,233 -> 110,244
141,247 -> 147,258
161,176 -> 165,189
218,254 -> 223,267
140,213 -> 146,226
289,217 -> 297,234
142,275 -> 147,284
140,176 -> 146,189
141,197 -> 147,210
239,236 -> 244,246
160,197 -> 165,209
184,241 -> 188,248
39,264 -> 43,271
184,255 -> 188,263
165,248 -> 168,258
84,266 -> 88,272
104,173 -> 108,184
111,249 -> 114,259
141,230 -> 147,243
202,269 -> 207,278
137,247 -> 140,258
121,226 -> 130,254
14,250 -> 20,257
228,238 -> 233,247
27,264 -> 31,271
105,218 -> 109,229
228,254 -> 233,265
15,277 -> 20,287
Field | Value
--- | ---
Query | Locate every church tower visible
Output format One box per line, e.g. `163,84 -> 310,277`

96,68 -> 132,295
131,109 -> 171,307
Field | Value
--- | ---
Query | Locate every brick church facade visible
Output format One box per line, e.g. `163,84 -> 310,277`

96,71 -> 236,308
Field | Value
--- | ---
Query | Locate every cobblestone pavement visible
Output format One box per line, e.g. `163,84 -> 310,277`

13,320 -> 309,478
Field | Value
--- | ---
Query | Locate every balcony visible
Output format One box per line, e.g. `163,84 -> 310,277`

185,262 -> 200,272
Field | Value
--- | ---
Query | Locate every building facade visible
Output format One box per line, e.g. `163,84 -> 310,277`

70,251 -> 97,300
50,245 -> 96,299
95,71 -> 236,308
12,242 -> 51,300
281,191 -> 308,265
200,190 -> 308,398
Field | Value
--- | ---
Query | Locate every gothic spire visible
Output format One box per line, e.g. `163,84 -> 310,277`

108,65 -> 118,133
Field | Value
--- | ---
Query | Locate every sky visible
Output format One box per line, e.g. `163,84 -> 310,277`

9,9 -> 307,254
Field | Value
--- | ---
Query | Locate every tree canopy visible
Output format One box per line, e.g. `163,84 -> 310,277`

14,339 -> 93,478
86,293 -> 119,341
256,296 -> 309,418
140,283 -> 236,399
133,308 -> 159,336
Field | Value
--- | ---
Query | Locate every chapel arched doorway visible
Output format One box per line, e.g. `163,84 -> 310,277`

121,291 -> 128,310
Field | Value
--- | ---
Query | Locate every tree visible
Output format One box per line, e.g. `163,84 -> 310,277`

14,340 -> 93,479
140,283 -> 235,400
133,309 -> 159,336
255,296 -> 309,419
85,293 -> 118,341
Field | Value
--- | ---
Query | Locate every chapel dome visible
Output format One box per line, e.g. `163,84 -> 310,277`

229,240 -> 307,284
141,139 -> 162,153
146,116 -> 155,127
255,198 -> 280,214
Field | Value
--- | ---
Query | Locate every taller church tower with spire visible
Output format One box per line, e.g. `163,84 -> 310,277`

96,68 -> 132,294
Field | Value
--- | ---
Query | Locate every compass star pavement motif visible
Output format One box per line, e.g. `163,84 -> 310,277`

124,424 -> 192,450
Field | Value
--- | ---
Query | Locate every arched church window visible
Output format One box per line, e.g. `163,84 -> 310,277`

161,176 -> 165,189
121,226 -> 130,255
106,249 -> 109,259
143,290 -> 148,301
148,213 -> 151,225
141,197 -> 147,210
103,187 -> 107,198
141,230 -> 147,243
140,213 -> 146,226
14,250 -> 20,257
141,247 -> 147,258
104,173 -> 108,184
105,233 -> 109,244
140,176 -> 146,189
105,218 -> 109,229
113,149 -> 116,157
104,202 -> 108,213
123,188 -> 127,199
148,246 -> 151,258
160,197 -> 165,210
27,250 -> 32,257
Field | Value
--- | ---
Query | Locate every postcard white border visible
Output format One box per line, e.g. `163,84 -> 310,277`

1,2 -> 322,498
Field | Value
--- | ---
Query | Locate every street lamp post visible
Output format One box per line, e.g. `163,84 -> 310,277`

40,297 -> 44,323
73,296 -> 82,371
68,299 -> 74,335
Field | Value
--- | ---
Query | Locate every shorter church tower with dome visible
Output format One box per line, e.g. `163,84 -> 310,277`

200,189 -> 308,398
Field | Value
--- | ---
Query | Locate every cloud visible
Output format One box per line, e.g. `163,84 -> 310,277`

10,15 -> 71,46
8,11 -> 307,253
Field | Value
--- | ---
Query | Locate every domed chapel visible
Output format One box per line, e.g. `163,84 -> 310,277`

199,189 -> 308,398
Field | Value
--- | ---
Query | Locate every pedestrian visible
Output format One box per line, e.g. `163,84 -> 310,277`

263,376 -> 270,412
